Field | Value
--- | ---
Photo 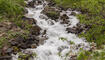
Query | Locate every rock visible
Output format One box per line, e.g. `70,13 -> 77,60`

22,16 -> 37,24
39,37 -> 48,45
59,6 -> 68,11
70,55 -> 77,60
9,34 -> 39,49
10,41 -> 18,46
66,23 -> 91,34
39,15 -> 48,20
23,8 -> 28,14
30,25 -> 41,36
66,27 -> 83,34
31,44 -> 37,48
60,14 -> 69,24
37,0 -> 42,5
61,14 -> 69,19
25,36 -> 39,48
26,1 -> 35,8
5,48 -> 13,55
77,23 -> 91,32
46,0 -> 56,6
70,12 -> 76,16
42,6 -> 60,20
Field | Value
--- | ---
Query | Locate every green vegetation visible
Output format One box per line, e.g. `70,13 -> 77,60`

59,37 -> 67,41
54,0 -> 105,48
18,52 -> 37,60
77,50 -> 105,60
0,0 -> 25,17
69,41 -> 75,44
53,0 -> 105,59
0,0 -> 33,49
47,11 -> 59,19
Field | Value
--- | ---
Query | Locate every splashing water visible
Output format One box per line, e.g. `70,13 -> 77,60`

12,0 -> 90,60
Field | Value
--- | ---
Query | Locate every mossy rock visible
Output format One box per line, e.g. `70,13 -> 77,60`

42,6 -> 60,20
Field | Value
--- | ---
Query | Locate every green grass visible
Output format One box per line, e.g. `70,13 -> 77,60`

54,0 -> 105,48
77,50 -> 105,60
0,0 -> 25,18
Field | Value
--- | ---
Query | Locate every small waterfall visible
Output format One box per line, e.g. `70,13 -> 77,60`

12,0 -> 90,60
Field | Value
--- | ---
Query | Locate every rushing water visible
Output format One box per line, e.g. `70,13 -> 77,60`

12,0 -> 90,60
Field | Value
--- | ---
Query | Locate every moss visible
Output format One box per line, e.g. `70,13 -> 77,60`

18,52 -> 37,60
46,11 -> 59,20
69,41 -> 75,44
59,37 -> 67,41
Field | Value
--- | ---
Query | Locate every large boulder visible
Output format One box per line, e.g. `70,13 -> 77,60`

42,6 -> 60,20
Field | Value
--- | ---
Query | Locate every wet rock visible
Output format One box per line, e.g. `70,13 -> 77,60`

42,6 -> 60,20
26,0 -> 43,8
5,48 -> 13,55
66,27 -> 83,34
22,16 -> 37,24
66,23 -> 91,34
26,1 -> 35,8
58,46 -> 69,52
70,12 -> 76,16
31,44 -> 37,48
39,37 -> 48,45
60,14 -> 69,24
30,25 -> 41,36
23,8 -> 28,14
61,14 -> 69,19
77,23 -> 91,32
39,15 -> 48,20
59,6 -> 68,11
9,34 -> 39,49
46,0 -> 56,6
37,0 -> 42,4
70,55 -> 77,60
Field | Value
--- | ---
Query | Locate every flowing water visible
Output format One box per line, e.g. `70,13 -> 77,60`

12,0 -> 90,60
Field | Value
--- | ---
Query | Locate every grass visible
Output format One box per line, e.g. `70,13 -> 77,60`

53,0 -> 105,48
0,0 -> 25,18
77,50 -> 105,60
0,0 -> 33,51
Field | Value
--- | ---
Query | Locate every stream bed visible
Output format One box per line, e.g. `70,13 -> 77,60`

12,0 -> 90,60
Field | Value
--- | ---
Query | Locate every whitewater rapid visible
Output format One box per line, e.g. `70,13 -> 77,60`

12,0 -> 90,60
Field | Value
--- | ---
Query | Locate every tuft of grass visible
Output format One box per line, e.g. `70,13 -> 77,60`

59,37 -> 67,41
0,0 -> 25,18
